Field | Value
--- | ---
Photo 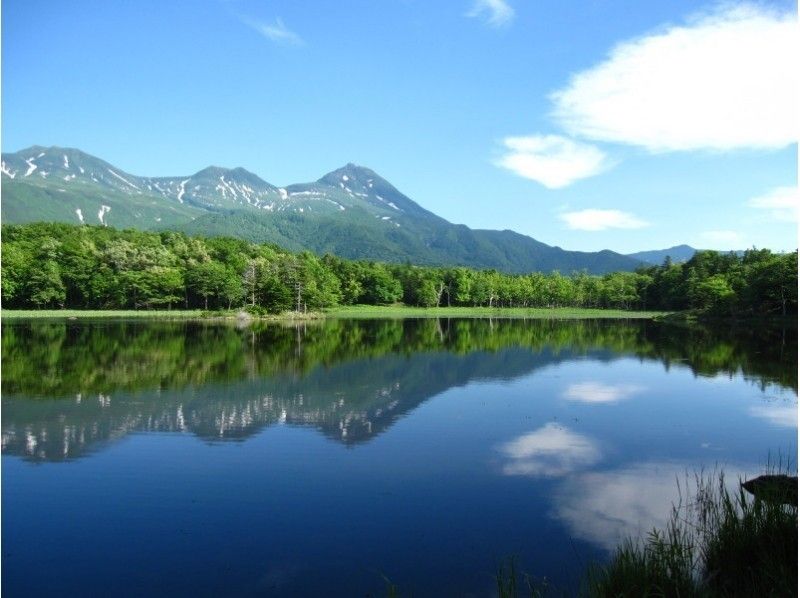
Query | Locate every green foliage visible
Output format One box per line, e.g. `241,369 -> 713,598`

1,223 -> 796,318
26,259 -> 66,308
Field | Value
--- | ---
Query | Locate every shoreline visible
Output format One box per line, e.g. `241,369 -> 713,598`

0,306 -> 671,321
3,307 -> 794,324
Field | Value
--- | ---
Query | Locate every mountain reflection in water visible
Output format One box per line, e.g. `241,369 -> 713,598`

2,317 -> 796,463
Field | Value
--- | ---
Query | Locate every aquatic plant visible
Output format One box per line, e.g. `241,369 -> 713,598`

493,461 -> 797,597
586,462 -> 797,597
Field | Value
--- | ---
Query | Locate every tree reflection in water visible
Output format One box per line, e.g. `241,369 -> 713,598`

2,317 -> 795,462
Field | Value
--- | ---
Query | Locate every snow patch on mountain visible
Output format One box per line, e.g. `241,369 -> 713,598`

75,208 -> 84,224
1,161 -> 16,178
98,205 -> 111,226
177,179 -> 189,203
326,199 -> 346,211
24,158 -> 38,177
107,168 -> 139,190
63,155 -> 70,169
216,176 -> 241,200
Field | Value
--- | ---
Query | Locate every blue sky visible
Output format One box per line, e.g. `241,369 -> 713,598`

2,0 -> 797,253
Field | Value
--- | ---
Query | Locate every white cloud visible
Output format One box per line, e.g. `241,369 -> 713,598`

749,404 -> 797,428
466,0 -> 515,27
560,209 -> 649,231
747,186 -> 799,222
496,134 -> 609,188
700,230 -> 742,247
498,423 -> 601,477
551,5 -> 799,151
563,382 -> 645,404
242,17 -> 304,46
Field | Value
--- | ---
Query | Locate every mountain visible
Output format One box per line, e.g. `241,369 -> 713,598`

1,146 -> 644,274
627,245 -> 698,265
628,245 -> 745,265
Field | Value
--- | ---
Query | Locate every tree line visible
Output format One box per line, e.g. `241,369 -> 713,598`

1,223 -> 796,316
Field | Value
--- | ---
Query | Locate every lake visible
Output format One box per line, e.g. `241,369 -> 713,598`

1,317 -> 796,596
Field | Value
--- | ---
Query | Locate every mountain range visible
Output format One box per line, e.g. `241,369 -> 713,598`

627,245 -> 699,265
1,145 -> 700,273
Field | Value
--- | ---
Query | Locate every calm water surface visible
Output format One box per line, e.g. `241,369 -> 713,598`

1,318 -> 796,596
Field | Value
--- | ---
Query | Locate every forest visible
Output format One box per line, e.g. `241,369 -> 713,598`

1,222 -> 796,317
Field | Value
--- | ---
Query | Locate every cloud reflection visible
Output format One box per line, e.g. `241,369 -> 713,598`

499,423 -> 600,477
552,462 -> 759,551
749,404 -> 798,428
563,382 -> 645,404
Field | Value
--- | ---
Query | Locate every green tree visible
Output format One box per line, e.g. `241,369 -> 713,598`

0,243 -> 28,305
693,274 -> 735,314
27,260 -> 66,308
187,262 -> 230,309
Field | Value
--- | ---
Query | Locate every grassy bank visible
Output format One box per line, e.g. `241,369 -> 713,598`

324,305 -> 670,319
1,306 -> 671,320
0,309 -> 204,319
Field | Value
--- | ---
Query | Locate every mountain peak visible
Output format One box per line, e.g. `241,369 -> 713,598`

193,165 -> 229,178
7,145 -> 101,162
318,163 -> 380,185
317,163 -> 402,199
190,165 -> 274,188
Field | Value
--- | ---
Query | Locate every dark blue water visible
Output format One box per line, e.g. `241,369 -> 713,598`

2,318 -> 796,596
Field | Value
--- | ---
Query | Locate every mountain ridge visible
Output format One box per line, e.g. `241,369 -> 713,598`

627,244 -> 698,265
2,145 -> 644,274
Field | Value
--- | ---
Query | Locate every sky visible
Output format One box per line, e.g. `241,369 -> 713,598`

1,0 -> 798,253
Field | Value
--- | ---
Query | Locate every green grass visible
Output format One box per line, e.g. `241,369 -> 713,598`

490,462 -> 797,597
585,464 -> 797,597
0,308 -> 330,321
325,305 -> 670,319
0,309 -> 204,319
1,306 -> 671,320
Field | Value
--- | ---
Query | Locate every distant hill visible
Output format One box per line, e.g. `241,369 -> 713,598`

627,244 -> 698,265
1,145 -> 644,274
628,245 -> 747,265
